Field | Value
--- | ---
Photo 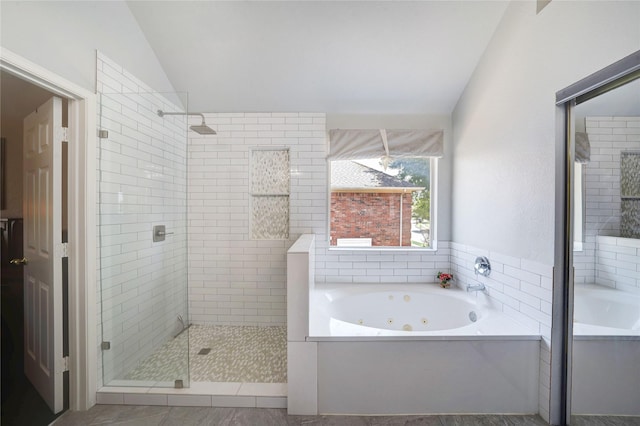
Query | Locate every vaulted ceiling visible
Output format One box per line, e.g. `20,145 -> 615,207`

127,1 -> 510,115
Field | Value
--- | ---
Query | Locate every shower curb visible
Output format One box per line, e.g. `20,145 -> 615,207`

96,382 -> 287,408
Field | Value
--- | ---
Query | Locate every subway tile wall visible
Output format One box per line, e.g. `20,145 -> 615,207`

449,243 -> 552,339
595,235 -> 640,294
188,114 -> 451,326
187,113 -> 326,326
96,52 -> 189,386
574,116 -> 640,285
449,242 -> 553,422
315,243 -> 451,285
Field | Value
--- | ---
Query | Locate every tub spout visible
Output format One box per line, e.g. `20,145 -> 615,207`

466,283 -> 486,292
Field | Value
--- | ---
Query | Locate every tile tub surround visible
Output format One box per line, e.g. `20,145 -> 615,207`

446,243 -> 553,422
287,235 -> 540,416
96,52 -> 189,387
594,235 -> 640,294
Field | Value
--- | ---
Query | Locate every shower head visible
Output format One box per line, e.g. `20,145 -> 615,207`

157,110 -> 217,135
190,121 -> 217,135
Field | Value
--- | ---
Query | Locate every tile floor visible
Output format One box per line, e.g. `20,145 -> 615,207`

51,405 -> 640,426
122,325 -> 287,383
99,325 -> 287,409
88,325 -> 640,425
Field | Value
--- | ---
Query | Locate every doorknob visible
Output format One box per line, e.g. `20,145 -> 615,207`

10,257 -> 28,265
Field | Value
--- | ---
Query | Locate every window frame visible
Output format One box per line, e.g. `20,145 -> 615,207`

326,157 -> 438,251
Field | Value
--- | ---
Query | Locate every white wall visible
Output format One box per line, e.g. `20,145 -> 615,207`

451,1 -> 639,421
451,0 -> 640,265
0,1 -> 176,95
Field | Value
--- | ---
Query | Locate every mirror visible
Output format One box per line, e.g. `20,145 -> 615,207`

571,76 -> 640,418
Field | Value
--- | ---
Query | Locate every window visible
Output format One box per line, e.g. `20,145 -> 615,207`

327,129 -> 442,250
329,157 -> 435,249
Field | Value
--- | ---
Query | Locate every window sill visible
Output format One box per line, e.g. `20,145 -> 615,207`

328,246 -> 437,252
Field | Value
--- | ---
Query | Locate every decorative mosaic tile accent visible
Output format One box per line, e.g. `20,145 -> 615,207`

123,329 -> 189,383
621,151 -> 640,198
124,325 -> 287,383
251,196 -> 289,240
621,199 -> 640,239
620,152 -> 640,238
250,149 -> 290,195
250,148 -> 290,240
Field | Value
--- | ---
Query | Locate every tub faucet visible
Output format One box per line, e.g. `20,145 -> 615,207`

466,283 -> 486,292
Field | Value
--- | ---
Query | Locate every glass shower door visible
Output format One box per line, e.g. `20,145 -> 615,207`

98,91 -> 190,388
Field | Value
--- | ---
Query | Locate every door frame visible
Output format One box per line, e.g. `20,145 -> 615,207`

1,47 -> 97,411
551,50 -> 640,425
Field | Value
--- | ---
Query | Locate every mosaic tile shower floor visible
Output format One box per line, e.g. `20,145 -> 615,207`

124,325 -> 287,383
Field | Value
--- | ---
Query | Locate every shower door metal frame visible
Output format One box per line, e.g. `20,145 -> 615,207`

552,50 -> 640,426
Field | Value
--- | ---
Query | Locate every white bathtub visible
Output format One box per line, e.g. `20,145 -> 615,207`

573,284 -> 640,336
303,283 -> 541,414
309,283 -> 538,339
287,237 -> 541,416
571,284 -> 640,416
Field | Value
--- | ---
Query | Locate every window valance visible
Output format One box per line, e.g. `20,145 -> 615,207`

575,132 -> 591,163
328,129 -> 444,161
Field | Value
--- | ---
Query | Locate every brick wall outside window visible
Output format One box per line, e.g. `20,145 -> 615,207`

331,192 -> 413,246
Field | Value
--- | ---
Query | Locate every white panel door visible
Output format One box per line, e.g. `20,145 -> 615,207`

22,96 -> 64,413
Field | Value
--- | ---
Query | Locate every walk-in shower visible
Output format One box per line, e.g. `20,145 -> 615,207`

97,85 -> 285,394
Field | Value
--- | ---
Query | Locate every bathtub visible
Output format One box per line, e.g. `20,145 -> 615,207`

301,283 -> 540,415
573,284 -> 640,336
287,236 -> 541,416
309,283 -> 539,339
571,284 -> 640,416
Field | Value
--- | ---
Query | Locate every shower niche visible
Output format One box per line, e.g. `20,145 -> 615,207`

621,151 -> 640,238
250,148 -> 290,240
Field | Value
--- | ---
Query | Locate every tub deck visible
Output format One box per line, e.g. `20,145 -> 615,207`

309,283 -> 540,341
